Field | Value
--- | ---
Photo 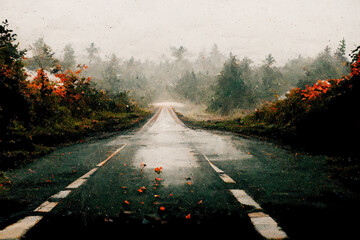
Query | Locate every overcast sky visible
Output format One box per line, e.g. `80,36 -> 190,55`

1,0 -> 360,65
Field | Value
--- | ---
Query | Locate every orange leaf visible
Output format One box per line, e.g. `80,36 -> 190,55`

185,214 -> 191,219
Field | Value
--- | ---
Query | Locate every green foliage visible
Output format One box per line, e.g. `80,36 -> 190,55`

0,19 -> 30,135
245,46 -> 360,155
29,69 -> 59,125
86,42 -> 99,65
101,54 -> 123,94
297,44 -> 350,89
181,46 -> 359,157
26,38 -> 58,70
0,23 -> 150,169
170,46 -> 187,61
335,38 -> 347,62
61,44 -> 76,70
208,54 -> 253,115
175,70 -> 200,103
281,55 -> 309,87
255,54 -> 286,101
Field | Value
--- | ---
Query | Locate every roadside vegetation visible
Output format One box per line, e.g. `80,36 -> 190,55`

0,20 -> 151,171
176,47 -> 360,188
1,17 -> 359,184
178,46 -> 359,157
173,40 -> 350,116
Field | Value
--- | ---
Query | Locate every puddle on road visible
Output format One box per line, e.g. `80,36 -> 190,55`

185,129 -> 252,162
132,146 -> 197,169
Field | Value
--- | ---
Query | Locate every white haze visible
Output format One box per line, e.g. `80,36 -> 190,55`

1,0 -> 360,65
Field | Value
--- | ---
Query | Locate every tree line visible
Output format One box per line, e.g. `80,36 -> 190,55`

1,20 -> 144,168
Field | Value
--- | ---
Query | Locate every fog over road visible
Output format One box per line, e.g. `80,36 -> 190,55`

1,103 -> 358,239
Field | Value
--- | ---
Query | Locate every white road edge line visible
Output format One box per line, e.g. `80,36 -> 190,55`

97,144 -> 126,167
140,106 -> 163,131
202,153 -> 236,183
0,216 -> 43,240
168,106 -> 187,127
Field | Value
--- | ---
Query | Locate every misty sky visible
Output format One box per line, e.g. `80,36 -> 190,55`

1,0 -> 360,65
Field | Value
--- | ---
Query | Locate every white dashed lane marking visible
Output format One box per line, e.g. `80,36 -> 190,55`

210,163 -> 224,173
230,189 -> 262,210
34,201 -> 59,213
80,168 -> 98,179
219,173 -> 236,183
0,216 -> 43,240
0,144 -> 126,239
51,190 -> 71,199
202,152 -> 287,239
249,212 -> 288,239
66,178 -> 87,189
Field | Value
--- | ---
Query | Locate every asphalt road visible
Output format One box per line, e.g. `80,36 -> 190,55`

1,104 -> 359,239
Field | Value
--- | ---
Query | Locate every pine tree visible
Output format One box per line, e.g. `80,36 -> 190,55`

62,44 -> 76,70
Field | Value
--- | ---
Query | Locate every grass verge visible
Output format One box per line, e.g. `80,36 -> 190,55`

0,108 -> 153,171
174,110 -> 360,190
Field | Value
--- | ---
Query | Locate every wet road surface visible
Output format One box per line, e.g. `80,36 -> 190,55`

1,104 -> 359,239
